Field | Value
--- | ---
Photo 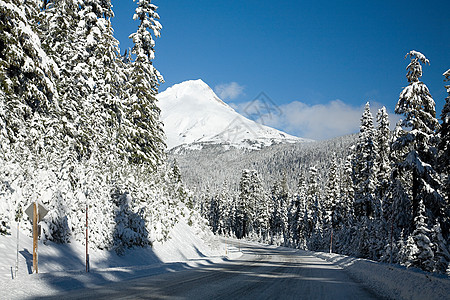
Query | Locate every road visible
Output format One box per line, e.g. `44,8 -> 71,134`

49,240 -> 381,299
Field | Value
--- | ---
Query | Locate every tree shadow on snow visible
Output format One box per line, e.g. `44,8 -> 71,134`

193,246 -> 206,258
19,248 -> 33,274
28,189 -> 203,298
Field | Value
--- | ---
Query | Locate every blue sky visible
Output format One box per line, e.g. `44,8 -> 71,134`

112,0 -> 450,140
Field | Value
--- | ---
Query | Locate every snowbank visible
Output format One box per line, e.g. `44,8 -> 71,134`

310,251 -> 450,300
0,220 -> 230,299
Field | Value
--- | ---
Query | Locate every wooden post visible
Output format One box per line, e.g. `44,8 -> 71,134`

33,202 -> 38,274
86,204 -> 89,272
15,221 -> 19,278
16,221 -> 19,276
390,216 -> 394,265
330,227 -> 333,254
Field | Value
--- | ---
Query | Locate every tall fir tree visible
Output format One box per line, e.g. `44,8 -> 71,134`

0,0 -> 58,136
402,198 -> 434,272
352,102 -> 378,219
237,170 -> 253,238
294,174 -> 308,248
340,158 -> 355,225
324,153 -> 341,229
270,175 -> 289,245
305,166 -> 323,250
392,51 -> 443,235
126,0 -> 165,166
437,69 -> 450,232
323,153 -> 342,253
375,106 -> 391,203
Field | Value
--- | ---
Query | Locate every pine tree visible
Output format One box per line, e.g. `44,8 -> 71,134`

254,183 -> 270,241
392,51 -> 443,237
287,193 -> 299,247
403,198 -> 434,272
112,190 -> 149,255
0,0 -> 58,140
237,170 -> 251,239
125,0 -> 165,166
376,106 -> 391,202
237,169 -> 264,239
352,102 -> 378,219
430,222 -> 450,273
270,175 -> 289,245
437,69 -> 450,236
217,181 -> 232,235
208,194 -> 220,234
305,166 -> 323,250
340,158 -> 354,224
167,159 -> 188,202
323,153 -> 341,252
295,174 -> 308,248
0,0 -> 57,113
324,153 -> 341,228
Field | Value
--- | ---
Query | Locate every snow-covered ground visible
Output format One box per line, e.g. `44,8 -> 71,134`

2,222 -> 449,299
310,250 -> 450,300
0,220 -> 241,299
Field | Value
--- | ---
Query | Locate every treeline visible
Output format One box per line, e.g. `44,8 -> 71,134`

0,0 -> 194,253
196,51 -> 450,274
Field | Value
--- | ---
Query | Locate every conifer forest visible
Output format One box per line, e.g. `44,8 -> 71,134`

0,0 -> 449,275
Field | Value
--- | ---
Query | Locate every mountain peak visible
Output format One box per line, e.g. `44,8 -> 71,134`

162,79 -> 229,108
158,80 -> 308,150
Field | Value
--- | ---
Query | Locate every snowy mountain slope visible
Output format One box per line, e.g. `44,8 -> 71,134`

158,79 -> 308,150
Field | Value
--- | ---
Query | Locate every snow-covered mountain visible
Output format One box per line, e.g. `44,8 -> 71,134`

158,79 -> 308,150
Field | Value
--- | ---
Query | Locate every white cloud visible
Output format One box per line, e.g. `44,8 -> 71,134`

232,99 -> 401,140
214,82 -> 245,100
266,100 -> 361,140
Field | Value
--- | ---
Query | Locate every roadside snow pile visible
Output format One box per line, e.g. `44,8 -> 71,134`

152,219 -> 224,262
311,251 -> 450,300
0,220 -> 226,299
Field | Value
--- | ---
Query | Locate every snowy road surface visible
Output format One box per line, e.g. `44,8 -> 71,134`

44,240 -> 380,299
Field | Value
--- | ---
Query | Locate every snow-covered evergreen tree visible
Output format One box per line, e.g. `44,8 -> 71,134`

112,190 -> 149,255
0,0 -> 57,114
297,175 -> 309,248
254,184 -> 270,241
437,69 -> 450,236
208,194 -> 221,233
236,169 -> 265,239
305,166 -> 323,250
384,122 -> 412,230
430,222 -> 450,273
388,51 -> 447,273
352,102 -> 378,219
125,0 -> 165,166
340,158 -> 354,225
324,153 -> 341,228
217,181 -> 232,235
403,198 -> 434,271
270,175 -> 289,245
236,170 -> 249,238
323,153 -> 341,252
393,51 -> 443,236
376,106 -> 391,202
